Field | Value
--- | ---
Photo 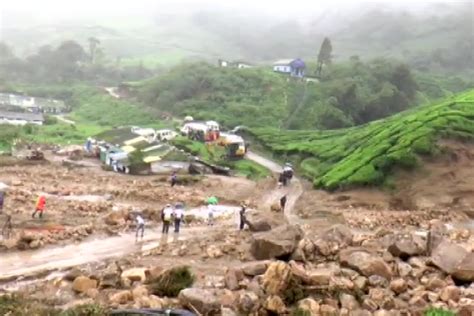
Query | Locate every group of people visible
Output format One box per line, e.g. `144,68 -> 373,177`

134,202 -> 185,240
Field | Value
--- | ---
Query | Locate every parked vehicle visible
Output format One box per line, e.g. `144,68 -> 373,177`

156,129 -> 178,141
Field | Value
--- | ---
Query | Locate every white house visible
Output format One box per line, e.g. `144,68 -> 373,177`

273,59 -> 294,73
0,110 -> 44,125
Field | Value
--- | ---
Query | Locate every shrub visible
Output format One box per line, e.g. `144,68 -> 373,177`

424,307 -> 456,316
148,266 -> 195,297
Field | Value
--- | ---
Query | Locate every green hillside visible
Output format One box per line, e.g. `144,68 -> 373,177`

249,90 -> 474,190
135,61 -> 472,131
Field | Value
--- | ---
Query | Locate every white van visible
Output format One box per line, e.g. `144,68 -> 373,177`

156,129 -> 178,141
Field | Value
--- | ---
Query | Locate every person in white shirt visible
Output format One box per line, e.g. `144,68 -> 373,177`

135,214 -> 145,240
173,204 -> 184,233
207,204 -> 214,226
161,204 -> 174,234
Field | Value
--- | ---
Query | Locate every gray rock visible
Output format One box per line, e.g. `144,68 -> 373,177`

250,224 -> 303,260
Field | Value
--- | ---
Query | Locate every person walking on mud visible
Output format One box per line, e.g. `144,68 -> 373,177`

280,195 -> 287,212
32,194 -> 46,219
173,204 -> 184,233
161,204 -> 173,234
0,190 -> 5,214
135,214 -> 145,241
207,204 -> 215,226
170,171 -> 178,187
239,203 -> 247,231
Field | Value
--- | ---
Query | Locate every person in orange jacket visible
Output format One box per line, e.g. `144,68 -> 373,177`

32,195 -> 46,219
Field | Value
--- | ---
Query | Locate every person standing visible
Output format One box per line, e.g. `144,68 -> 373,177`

280,195 -> 287,212
173,204 -> 184,233
170,171 -> 178,187
0,190 -> 5,214
161,204 -> 173,234
32,195 -> 46,219
135,214 -> 145,240
239,203 -> 247,230
207,204 -> 214,226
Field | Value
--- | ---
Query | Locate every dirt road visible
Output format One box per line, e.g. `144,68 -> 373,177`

246,151 -> 304,224
0,152 -> 304,284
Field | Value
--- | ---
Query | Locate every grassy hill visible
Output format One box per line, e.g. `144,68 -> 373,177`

249,89 -> 474,190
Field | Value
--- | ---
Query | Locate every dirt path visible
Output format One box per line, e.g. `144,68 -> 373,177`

0,152 -> 303,284
246,151 -> 304,224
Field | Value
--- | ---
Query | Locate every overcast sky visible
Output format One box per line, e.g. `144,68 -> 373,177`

1,0 -> 466,20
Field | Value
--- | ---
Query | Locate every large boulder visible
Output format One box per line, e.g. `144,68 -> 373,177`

238,291 -> 260,314
178,288 -> 220,315
339,248 -> 392,280
109,290 -> 133,305
452,252 -> 474,282
387,233 -> 425,259
297,298 -> 320,315
262,261 -> 292,295
121,267 -> 148,283
264,295 -> 286,314
430,240 -> 468,274
247,219 -> 272,232
250,224 -> 303,260
241,261 -> 269,276
104,209 -> 129,226
319,224 -> 353,246
72,276 -> 98,294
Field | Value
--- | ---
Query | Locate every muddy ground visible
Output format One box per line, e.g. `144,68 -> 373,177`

0,143 -> 473,314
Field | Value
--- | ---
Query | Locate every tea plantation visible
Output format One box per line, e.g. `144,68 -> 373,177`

249,89 -> 474,190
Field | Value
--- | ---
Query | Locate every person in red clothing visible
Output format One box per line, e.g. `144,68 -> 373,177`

32,195 -> 46,219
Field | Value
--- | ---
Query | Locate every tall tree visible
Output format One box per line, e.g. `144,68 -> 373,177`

88,37 -> 101,64
316,37 -> 333,77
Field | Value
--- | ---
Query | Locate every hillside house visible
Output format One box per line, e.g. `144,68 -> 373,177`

0,93 -> 66,113
273,58 -> 306,78
218,59 -> 253,69
0,110 -> 44,125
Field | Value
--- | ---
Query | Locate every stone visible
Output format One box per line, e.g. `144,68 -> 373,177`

339,248 -> 392,280
430,240 -> 468,274
408,295 -> 428,309
247,219 -> 272,232
132,285 -> 149,301
387,234 -> 425,259
100,264 -> 121,288
368,275 -> 389,287
250,224 -> 303,260
64,268 -> 83,282
374,310 -> 396,316
426,276 -> 446,291
206,245 -> 223,258
320,224 -> 353,246
362,298 -> 378,312
440,286 -> 461,302
148,295 -> 164,308
262,261 -> 291,295
238,291 -> 260,314
452,252 -> 474,282
354,276 -> 368,291
121,268 -> 148,283
104,210 -> 127,226
320,304 -> 338,316
224,268 -> 242,291
339,293 -> 359,310
29,239 -> 42,249
178,288 -> 220,315
297,298 -> 320,315
241,261 -> 269,276
264,295 -> 286,314
109,290 -> 133,305
221,307 -> 238,316
85,288 -> 99,299
397,261 -> 412,277
72,276 -> 98,294
390,278 -> 407,294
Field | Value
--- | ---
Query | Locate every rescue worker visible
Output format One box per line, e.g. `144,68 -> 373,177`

161,204 -> 173,234
32,194 -> 46,218
135,214 -> 145,240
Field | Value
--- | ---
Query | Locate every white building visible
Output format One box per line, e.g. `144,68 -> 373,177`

0,110 -> 44,125
272,59 -> 294,73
